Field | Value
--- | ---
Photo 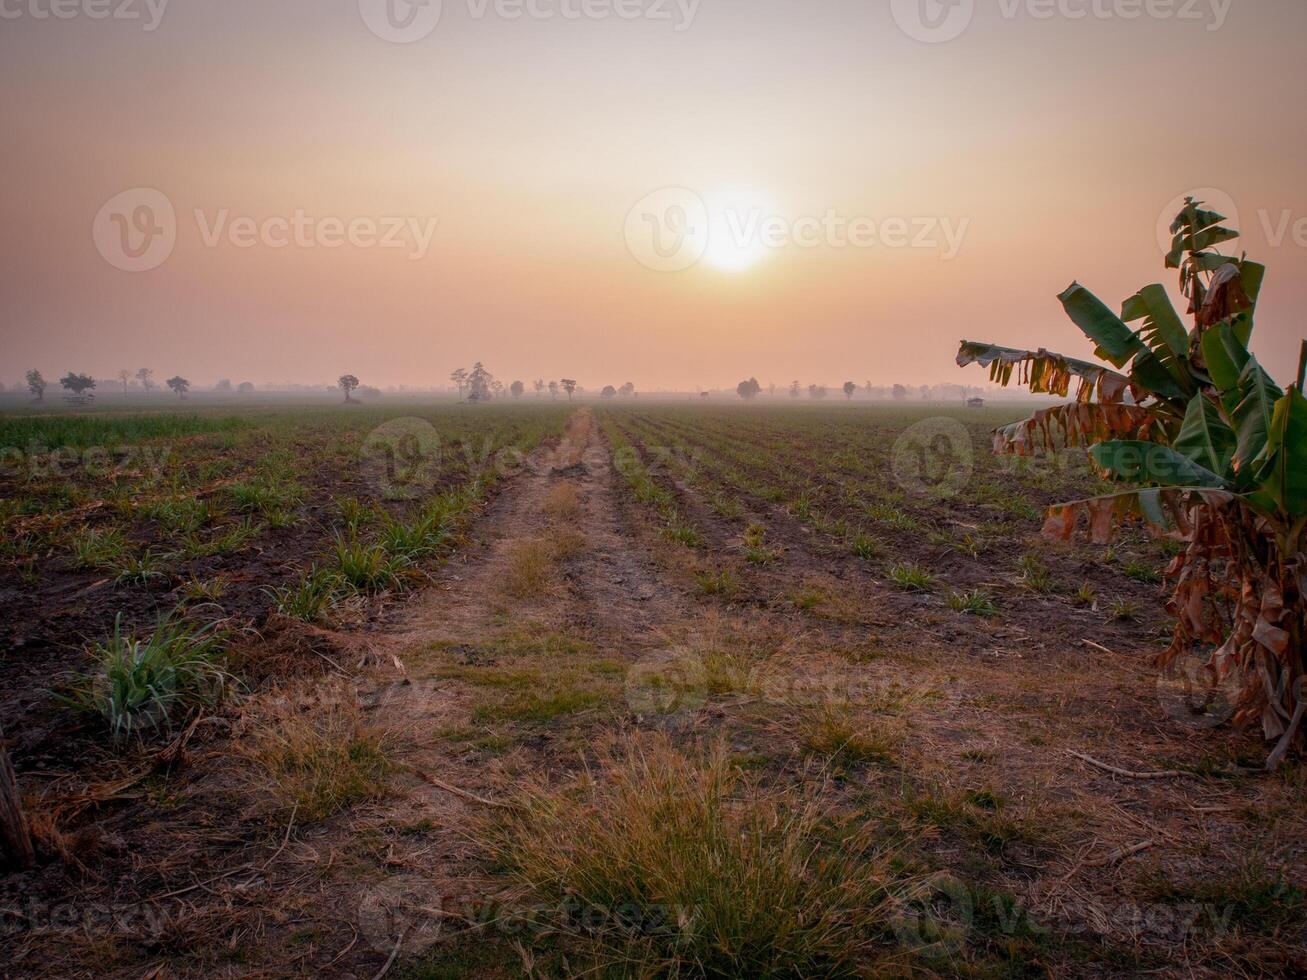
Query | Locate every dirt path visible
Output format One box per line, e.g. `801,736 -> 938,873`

326,407 -> 705,973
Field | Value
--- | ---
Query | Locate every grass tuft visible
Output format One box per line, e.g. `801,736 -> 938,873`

484,736 -> 915,976
244,682 -> 390,822
60,613 -> 231,740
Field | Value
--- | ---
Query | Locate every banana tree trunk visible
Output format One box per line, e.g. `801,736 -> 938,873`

0,726 -> 35,870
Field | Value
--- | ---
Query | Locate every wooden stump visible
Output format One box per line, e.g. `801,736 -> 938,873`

0,726 -> 35,870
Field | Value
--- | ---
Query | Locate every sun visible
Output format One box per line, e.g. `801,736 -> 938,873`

701,187 -> 775,273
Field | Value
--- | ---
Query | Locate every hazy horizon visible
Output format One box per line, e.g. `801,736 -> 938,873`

3,0 -> 1306,391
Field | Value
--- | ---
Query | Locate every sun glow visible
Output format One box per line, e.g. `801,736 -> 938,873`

702,188 -> 775,273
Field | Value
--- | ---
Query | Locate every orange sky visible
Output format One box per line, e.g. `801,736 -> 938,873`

2,0 -> 1305,391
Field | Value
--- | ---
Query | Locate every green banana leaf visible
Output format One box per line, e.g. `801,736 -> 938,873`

1121,284 -> 1188,361
1230,355 -> 1284,477
1174,394 -> 1236,477
1090,440 -> 1229,489
1254,387 -> 1307,518
1058,283 -> 1145,369
1200,320 -> 1252,395
1128,348 -> 1192,403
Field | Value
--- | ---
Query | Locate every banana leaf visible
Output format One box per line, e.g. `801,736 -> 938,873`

1173,394 -> 1236,477
1042,487 -> 1234,544
1058,282 -> 1145,368
1090,440 -> 1229,489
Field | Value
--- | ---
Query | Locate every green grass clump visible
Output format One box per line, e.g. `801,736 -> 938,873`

694,567 -> 738,596
112,550 -> 168,586
330,535 -> 412,593
887,561 -> 934,591
269,566 -> 340,623
67,526 -> 129,569
60,613 -> 231,740
850,531 -> 881,561
947,589 -> 999,617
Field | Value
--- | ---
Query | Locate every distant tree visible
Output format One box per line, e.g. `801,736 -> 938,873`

619,382 -> 635,397
26,370 -> 46,402
789,380 -> 801,398
358,385 -> 382,399
167,376 -> 190,399
118,368 -> 132,396
891,384 -> 908,400
534,379 -> 545,398
548,380 -> 559,400
338,374 -> 359,402
920,385 -> 930,400
238,381 -> 255,394
511,380 -> 525,399
808,384 -> 827,400
599,384 -> 617,399
736,377 -> 762,400
136,367 -> 154,394
560,379 -> 577,402
468,362 -> 493,402
768,382 -> 776,397
214,378 -> 232,392
842,381 -> 857,400
865,380 -> 873,396
450,368 -> 469,400
60,372 -> 96,398
491,380 -> 505,399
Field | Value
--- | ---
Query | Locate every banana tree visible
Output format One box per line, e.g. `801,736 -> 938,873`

958,199 -> 1307,766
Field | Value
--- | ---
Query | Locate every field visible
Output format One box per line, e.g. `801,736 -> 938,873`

1,399 -> 1304,978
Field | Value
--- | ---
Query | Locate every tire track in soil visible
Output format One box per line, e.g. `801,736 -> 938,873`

334,409 -> 702,974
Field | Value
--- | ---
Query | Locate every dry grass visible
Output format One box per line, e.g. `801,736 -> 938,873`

483,734 -> 920,976
799,704 -> 902,767
548,526 -> 586,560
543,480 -> 582,522
502,538 -> 555,598
242,680 -> 390,823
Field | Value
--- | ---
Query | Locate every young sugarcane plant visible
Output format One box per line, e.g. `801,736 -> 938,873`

958,199 -> 1307,767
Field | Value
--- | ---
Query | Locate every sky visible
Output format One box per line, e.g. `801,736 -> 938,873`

1,0 -> 1305,391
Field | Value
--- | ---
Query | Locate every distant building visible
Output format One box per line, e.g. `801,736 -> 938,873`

966,397 -> 985,408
